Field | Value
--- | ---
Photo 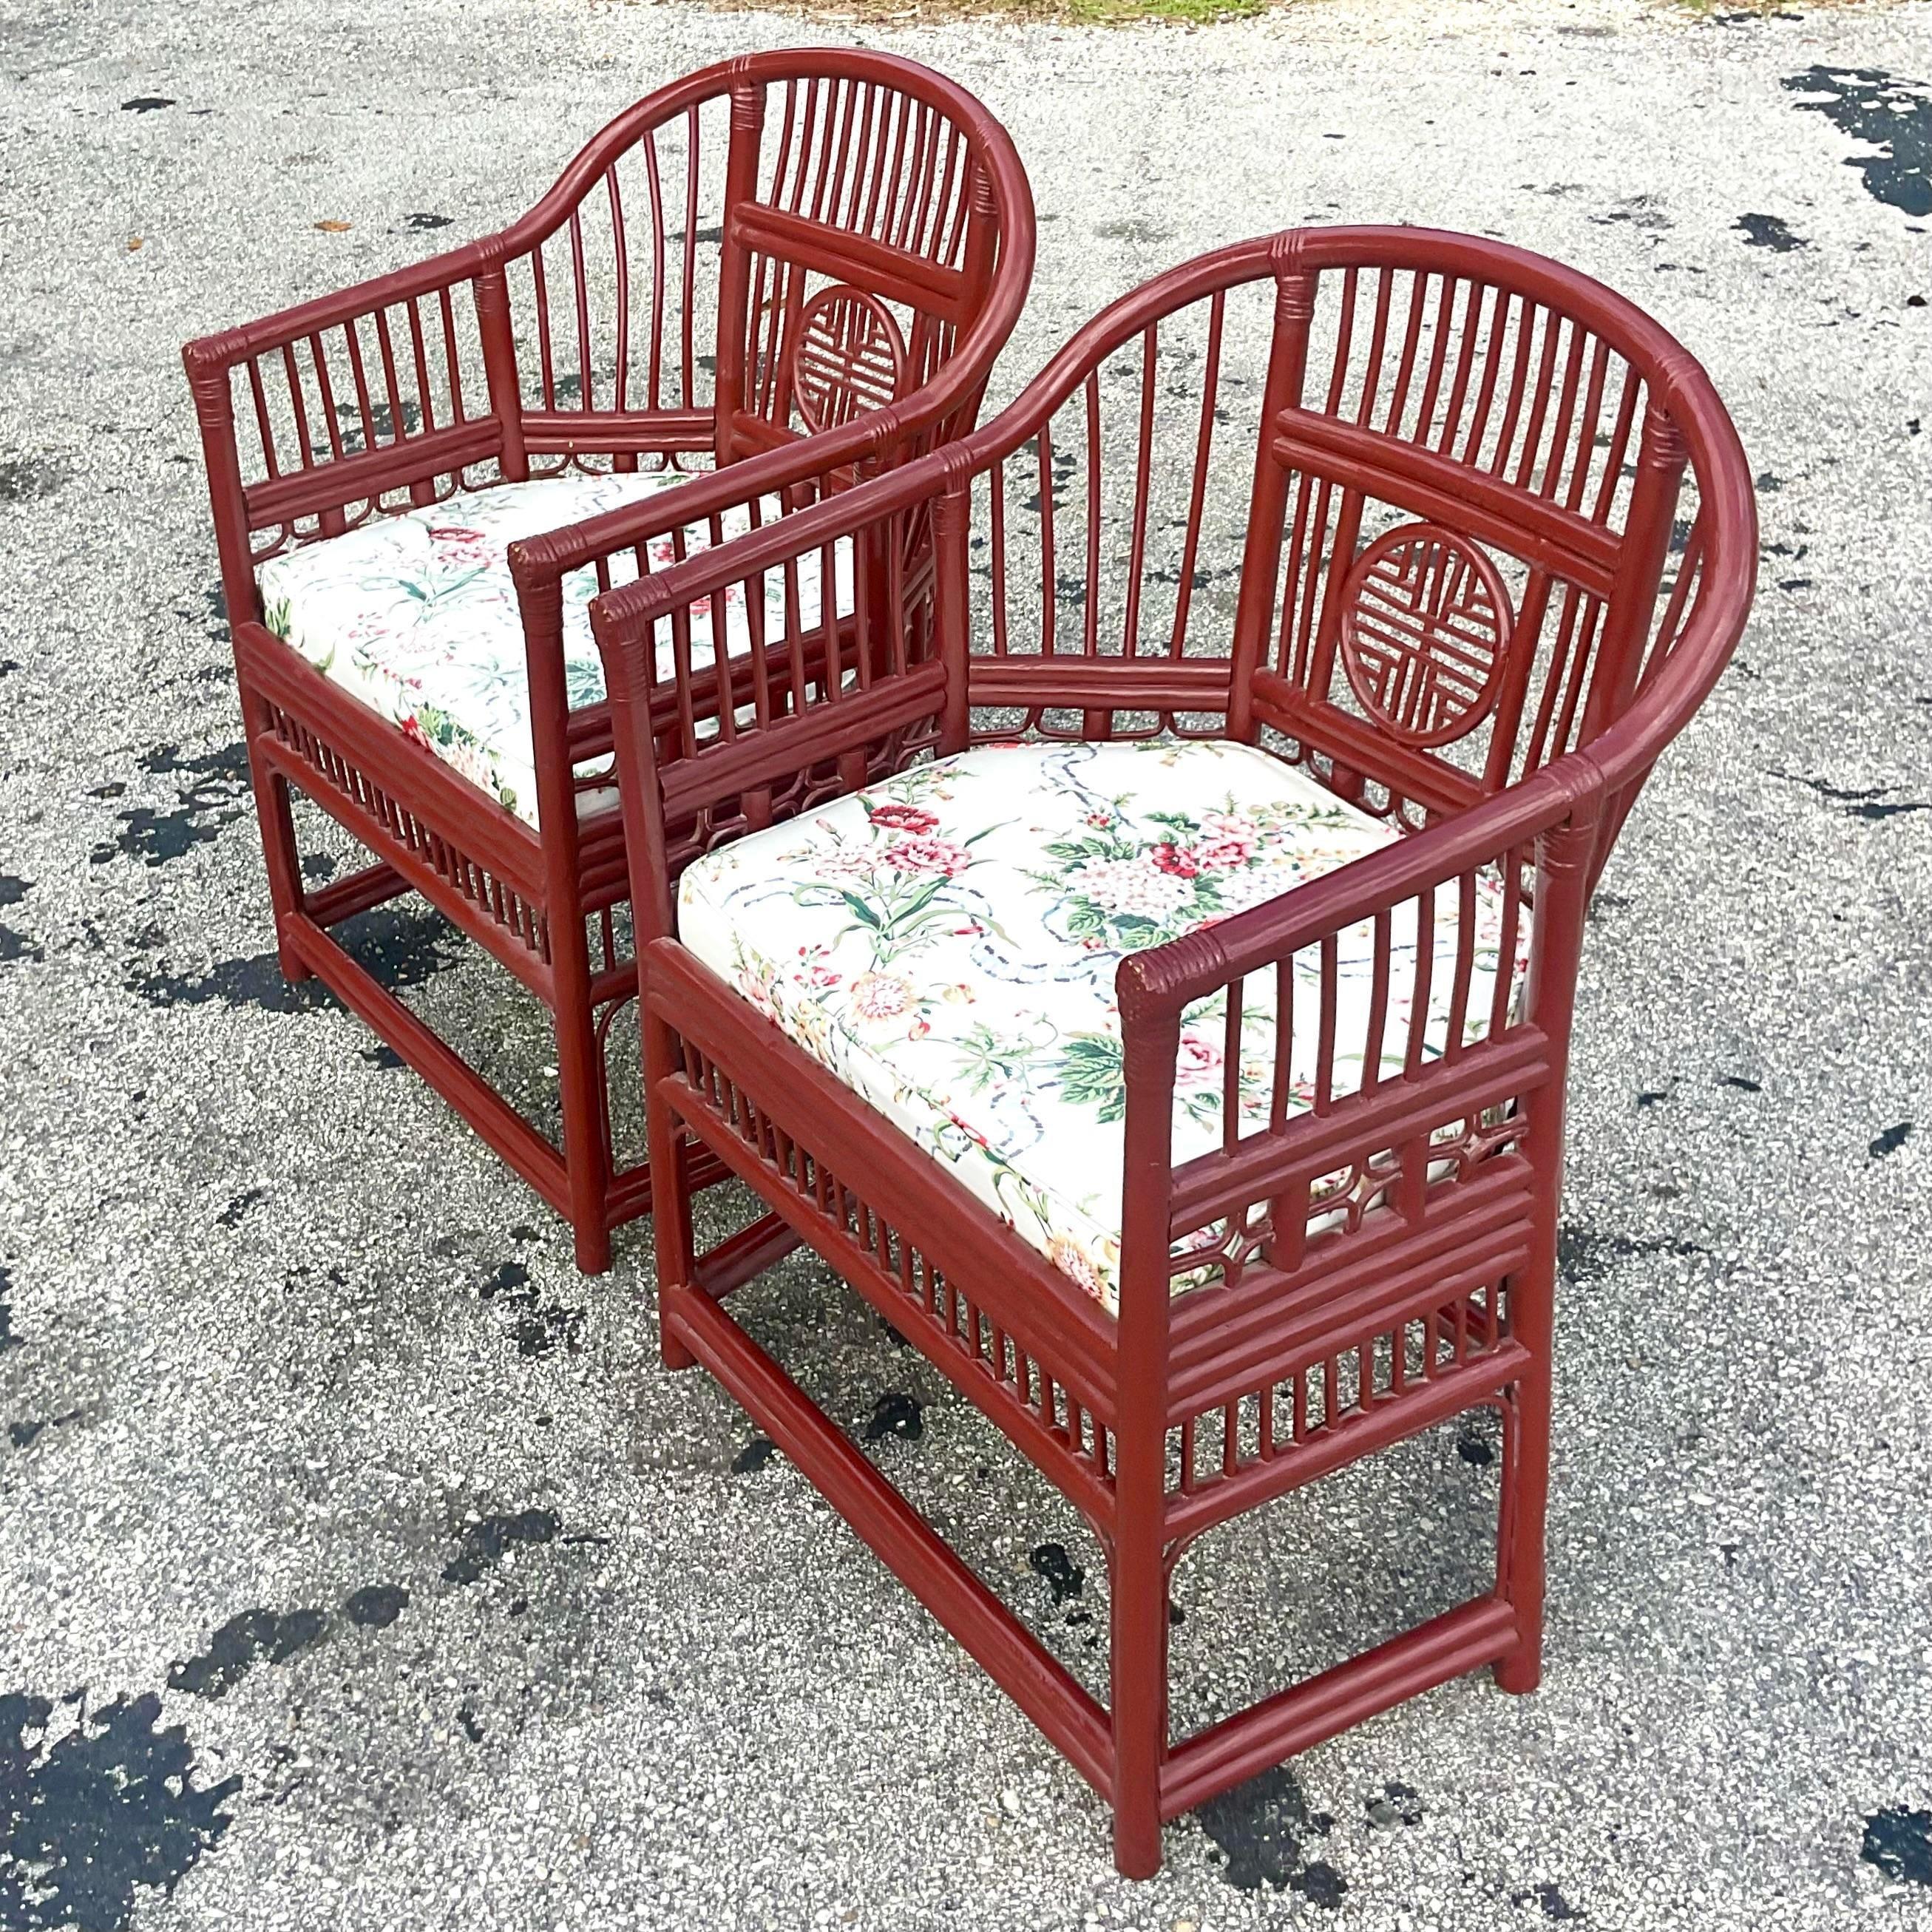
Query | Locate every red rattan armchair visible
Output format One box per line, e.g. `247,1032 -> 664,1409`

592,227 -> 1755,1874
183,50 -> 1034,1268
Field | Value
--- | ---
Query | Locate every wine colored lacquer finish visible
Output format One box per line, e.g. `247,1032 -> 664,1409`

183,51 -> 1036,1269
592,228 -> 1756,1875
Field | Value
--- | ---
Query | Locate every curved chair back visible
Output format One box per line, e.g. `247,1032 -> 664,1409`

183,50 -> 1035,565
592,226 -> 1754,926
498,49 -> 1034,475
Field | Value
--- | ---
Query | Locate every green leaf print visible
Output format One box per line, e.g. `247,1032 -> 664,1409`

564,656 -> 606,710
833,889 -> 881,930
950,1020 -> 1054,1097
415,705 -> 459,749
393,563 -> 489,609
413,703 -> 490,756
1054,1031 -> 1127,1124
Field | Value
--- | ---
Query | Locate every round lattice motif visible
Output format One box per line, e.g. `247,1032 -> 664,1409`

788,285 -> 908,433
1337,523 -> 1514,749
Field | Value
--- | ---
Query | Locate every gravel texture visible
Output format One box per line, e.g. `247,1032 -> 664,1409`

1,1 -> 1930,1927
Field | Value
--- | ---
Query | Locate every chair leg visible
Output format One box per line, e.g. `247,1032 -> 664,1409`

1495,1260 -> 1553,1695
1108,1446 -> 1170,1878
644,1011 -> 697,1371
240,704 -> 312,985
552,938 -> 614,1275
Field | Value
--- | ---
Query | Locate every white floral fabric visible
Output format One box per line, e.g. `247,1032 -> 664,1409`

257,470 -> 848,828
678,739 -> 1532,1314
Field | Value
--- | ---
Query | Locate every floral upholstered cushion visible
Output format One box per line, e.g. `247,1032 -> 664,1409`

256,470 -> 849,828
677,739 -> 1531,1313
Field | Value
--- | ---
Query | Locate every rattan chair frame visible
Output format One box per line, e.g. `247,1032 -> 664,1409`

183,50 -> 1036,1267
592,226 -> 1757,1875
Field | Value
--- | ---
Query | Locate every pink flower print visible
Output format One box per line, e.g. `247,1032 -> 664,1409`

882,835 -> 972,877
850,972 -> 915,1023
427,524 -> 491,560
1196,810 -> 1262,870
1072,856 -> 1190,921
867,801 -> 940,835
796,944 -> 841,991
1173,1222 -> 1230,1258
1047,1235 -> 1105,1298
1175,1031 -> 1224,1088
734,963 -> 782,1022
1196,841 -> 1253,871
1150,843 -> 1203,879
815,848 -> 877,884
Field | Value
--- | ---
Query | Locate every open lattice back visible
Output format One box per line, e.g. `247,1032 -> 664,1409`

1251,252 -> 1687,832
593,226 -> 1743,953
189,54 -> 1016,564
723,70 -> 986,461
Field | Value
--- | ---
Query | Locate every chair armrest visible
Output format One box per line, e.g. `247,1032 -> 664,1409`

504,410 -> 903,597
181,237 -> 519,549
1110,756 -> 1607,1299
1116,761 -> 1601,1026
181,239 -> 494,375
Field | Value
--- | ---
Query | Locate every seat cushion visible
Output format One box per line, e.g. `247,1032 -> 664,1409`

678,739 -> 1530,1314
256,470 -> 847,829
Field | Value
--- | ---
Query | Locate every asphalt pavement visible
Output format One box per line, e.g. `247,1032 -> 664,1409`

1,1 -> 1930,1926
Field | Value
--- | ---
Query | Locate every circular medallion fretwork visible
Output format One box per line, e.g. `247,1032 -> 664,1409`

1336,522 -> 1514,749
789,285 -> 908,434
